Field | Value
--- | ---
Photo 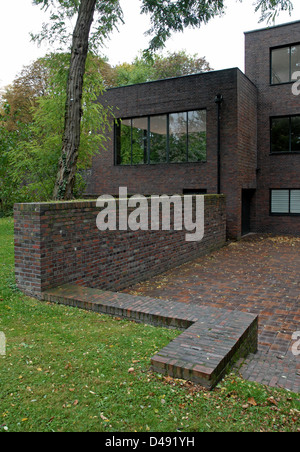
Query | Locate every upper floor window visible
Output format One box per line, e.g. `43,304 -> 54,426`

271,44 -> 300,85
271,115 -> 300,153
115,110 -> 207,165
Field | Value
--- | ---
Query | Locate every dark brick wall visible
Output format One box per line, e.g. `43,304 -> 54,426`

14,196 -> 226,298
236,71 -> 258,234
86,68 -> 257,239
245,22 -> 300,235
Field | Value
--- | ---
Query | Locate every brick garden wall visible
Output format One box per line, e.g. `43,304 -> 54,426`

14,195 -> 226,298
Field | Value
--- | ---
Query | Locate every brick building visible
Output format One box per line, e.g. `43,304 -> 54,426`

86,20 -> 300,239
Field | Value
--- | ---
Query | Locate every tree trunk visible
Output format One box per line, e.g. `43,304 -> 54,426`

53,0 -> 97,200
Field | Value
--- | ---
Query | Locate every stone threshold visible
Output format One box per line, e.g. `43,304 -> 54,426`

42,284 -> 258,390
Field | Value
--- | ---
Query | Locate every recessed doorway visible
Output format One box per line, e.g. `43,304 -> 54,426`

242,189 -> 255,236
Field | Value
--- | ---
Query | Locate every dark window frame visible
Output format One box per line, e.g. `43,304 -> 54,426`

114,109 -> 207,166
270,42 -> 300,86
270,114 -> 300,154
270,188 -> 300,216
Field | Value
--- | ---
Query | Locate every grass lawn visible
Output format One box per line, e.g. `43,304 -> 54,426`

0,217 -> 299,432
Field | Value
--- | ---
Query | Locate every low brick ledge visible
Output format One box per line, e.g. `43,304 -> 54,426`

42,284 -> 258,390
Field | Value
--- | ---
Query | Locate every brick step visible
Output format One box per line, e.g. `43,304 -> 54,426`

43,284 -> 258,390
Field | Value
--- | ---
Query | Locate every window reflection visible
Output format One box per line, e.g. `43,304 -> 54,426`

271,117 -> 290,153
271,115 -> 300,153
169,112 -> 187,163
188,110 -> 207,162
271,47 -> 290,84
291,45 -> 300,77
118,119 -> 131,165
271,44 -> 300,84
116,110 -> 207,165
132,118 -> 148,164
149,115 -> 167,164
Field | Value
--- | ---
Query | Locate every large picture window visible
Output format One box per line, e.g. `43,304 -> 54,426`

149,115 -> 167,164
271,44 -> 300,85
115,110 -> 207,165
271,115 -> 300,153
271,189 -> 300,215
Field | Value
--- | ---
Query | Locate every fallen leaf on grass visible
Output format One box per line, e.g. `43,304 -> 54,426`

100,414 -> 110,422
248,397 -> 257,406
267,396 -> 278,406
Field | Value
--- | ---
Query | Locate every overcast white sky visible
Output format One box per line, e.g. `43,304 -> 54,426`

0,0 -> 300,89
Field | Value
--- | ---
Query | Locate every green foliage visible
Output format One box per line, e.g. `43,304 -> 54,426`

0,53 -> 111,211
114,51 -> 212,87
141,0 -> 226,52
31,0 -> 124,51
0,117 -> 32,214
255,0 -> 294,22
0,126 -> 14,214
114,61 -> 152,87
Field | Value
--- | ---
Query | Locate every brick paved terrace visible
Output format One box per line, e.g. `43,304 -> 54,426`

123,234 -> 300,393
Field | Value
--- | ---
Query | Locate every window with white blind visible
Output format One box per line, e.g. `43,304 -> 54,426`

271,189 -> 300,215
291,190 -> 300,214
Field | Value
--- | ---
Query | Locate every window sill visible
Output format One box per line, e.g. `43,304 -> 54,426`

270,152 -> 300,155
270,81 -> 295,87
270,213 -> 300,216
115,161 -> 207,167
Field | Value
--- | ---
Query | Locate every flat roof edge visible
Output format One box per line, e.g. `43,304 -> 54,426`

106,67 -> 244,91
244,19 -> 300,35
